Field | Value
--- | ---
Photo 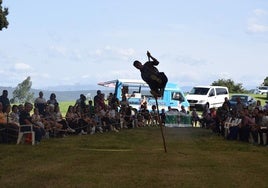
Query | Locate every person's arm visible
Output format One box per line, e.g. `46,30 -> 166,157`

147,51 -> 159,65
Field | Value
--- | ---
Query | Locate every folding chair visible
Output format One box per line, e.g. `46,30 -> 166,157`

17,124 -> 35,145
224,117 -> 233,138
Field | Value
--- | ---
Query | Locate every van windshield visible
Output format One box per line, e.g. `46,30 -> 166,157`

189,87 -> 209,95
172,92 -> 185,102
258,87 -> 268,90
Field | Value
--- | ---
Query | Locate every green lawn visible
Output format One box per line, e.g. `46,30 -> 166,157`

0,127 -> 268,187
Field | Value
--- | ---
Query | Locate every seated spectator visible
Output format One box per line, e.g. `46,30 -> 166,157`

98,105 -> 119,132
255,100 -> 264,111
31,107 -> 45,129
43,104 -> 64,136
19,102 -> 45,144
0,103 -> 19,143
9,105 -> 20,126
258,110 -> 268,145
65,105 -> 87,135
54,104 -> 75,134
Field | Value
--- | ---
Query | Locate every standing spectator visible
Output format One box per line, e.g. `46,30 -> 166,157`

47,93 -> 58,106
239,108 -> 255,142
191,108 -> 199,127
0,90 -> 10,113
160,108 -> 166,126
93,90 -> 102,109
107,93 -> 114,107
233,97 -> 244,117
223,97 -> 231,110
75,94 -> 87,114
180,105 -> 187,114
34,91 -> 47,116
88,100 -> 95,118
150,105 -> 158,126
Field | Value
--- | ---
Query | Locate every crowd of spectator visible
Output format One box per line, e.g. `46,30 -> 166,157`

1,89 -> 268,146
0,89 -> 165,145
195,97 -> 268,146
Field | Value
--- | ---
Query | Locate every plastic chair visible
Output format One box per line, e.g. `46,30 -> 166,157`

17,124 -> 35,145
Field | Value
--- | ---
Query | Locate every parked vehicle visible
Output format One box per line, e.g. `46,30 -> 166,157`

186,86 -> 229,110
98,79 -> 189,111
255,86 -> 268,95
229,94 -> 257,109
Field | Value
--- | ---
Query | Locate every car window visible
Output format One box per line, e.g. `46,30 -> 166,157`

216,88 -> 228,95
189,87 -> 209,95
231,95 -> 246,102
209,89 -> 215,97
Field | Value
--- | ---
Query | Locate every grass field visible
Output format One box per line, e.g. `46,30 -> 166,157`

0,127 -> 268,187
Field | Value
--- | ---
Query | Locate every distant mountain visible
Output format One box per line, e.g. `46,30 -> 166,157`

0,86 -> 113,102
0,84 -> 256,102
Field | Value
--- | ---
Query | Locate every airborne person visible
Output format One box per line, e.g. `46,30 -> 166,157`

133,51 -> 168,98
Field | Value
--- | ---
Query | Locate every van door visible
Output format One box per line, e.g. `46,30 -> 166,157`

208,88 -> 217,108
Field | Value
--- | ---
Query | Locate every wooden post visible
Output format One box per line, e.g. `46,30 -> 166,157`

155,97 -> 167,153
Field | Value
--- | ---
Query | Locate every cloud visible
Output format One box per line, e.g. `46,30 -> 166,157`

14,63 -> 32,71
247,9 -> 268,33
253,9 -> 267,16
48,45 -> 68,57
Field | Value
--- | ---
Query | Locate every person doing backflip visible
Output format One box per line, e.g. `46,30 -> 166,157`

133,51 -> 168,98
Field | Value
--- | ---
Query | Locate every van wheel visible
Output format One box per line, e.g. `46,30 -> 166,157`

205,103 -> 209,110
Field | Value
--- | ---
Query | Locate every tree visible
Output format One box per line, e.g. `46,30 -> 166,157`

211,78 -> 245,93
263,77 -> 268,86
11,76 -> 34,104
0,0 -> 9,31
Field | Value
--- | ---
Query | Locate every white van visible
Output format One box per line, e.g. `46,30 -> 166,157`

255,86 -> 268,95
186,86 -> 229,110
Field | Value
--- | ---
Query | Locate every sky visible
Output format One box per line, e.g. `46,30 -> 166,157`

1,0 -> 268,90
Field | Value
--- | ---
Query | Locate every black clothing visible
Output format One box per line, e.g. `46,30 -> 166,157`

0,95 -> 10,113
140,61 -> 168,96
